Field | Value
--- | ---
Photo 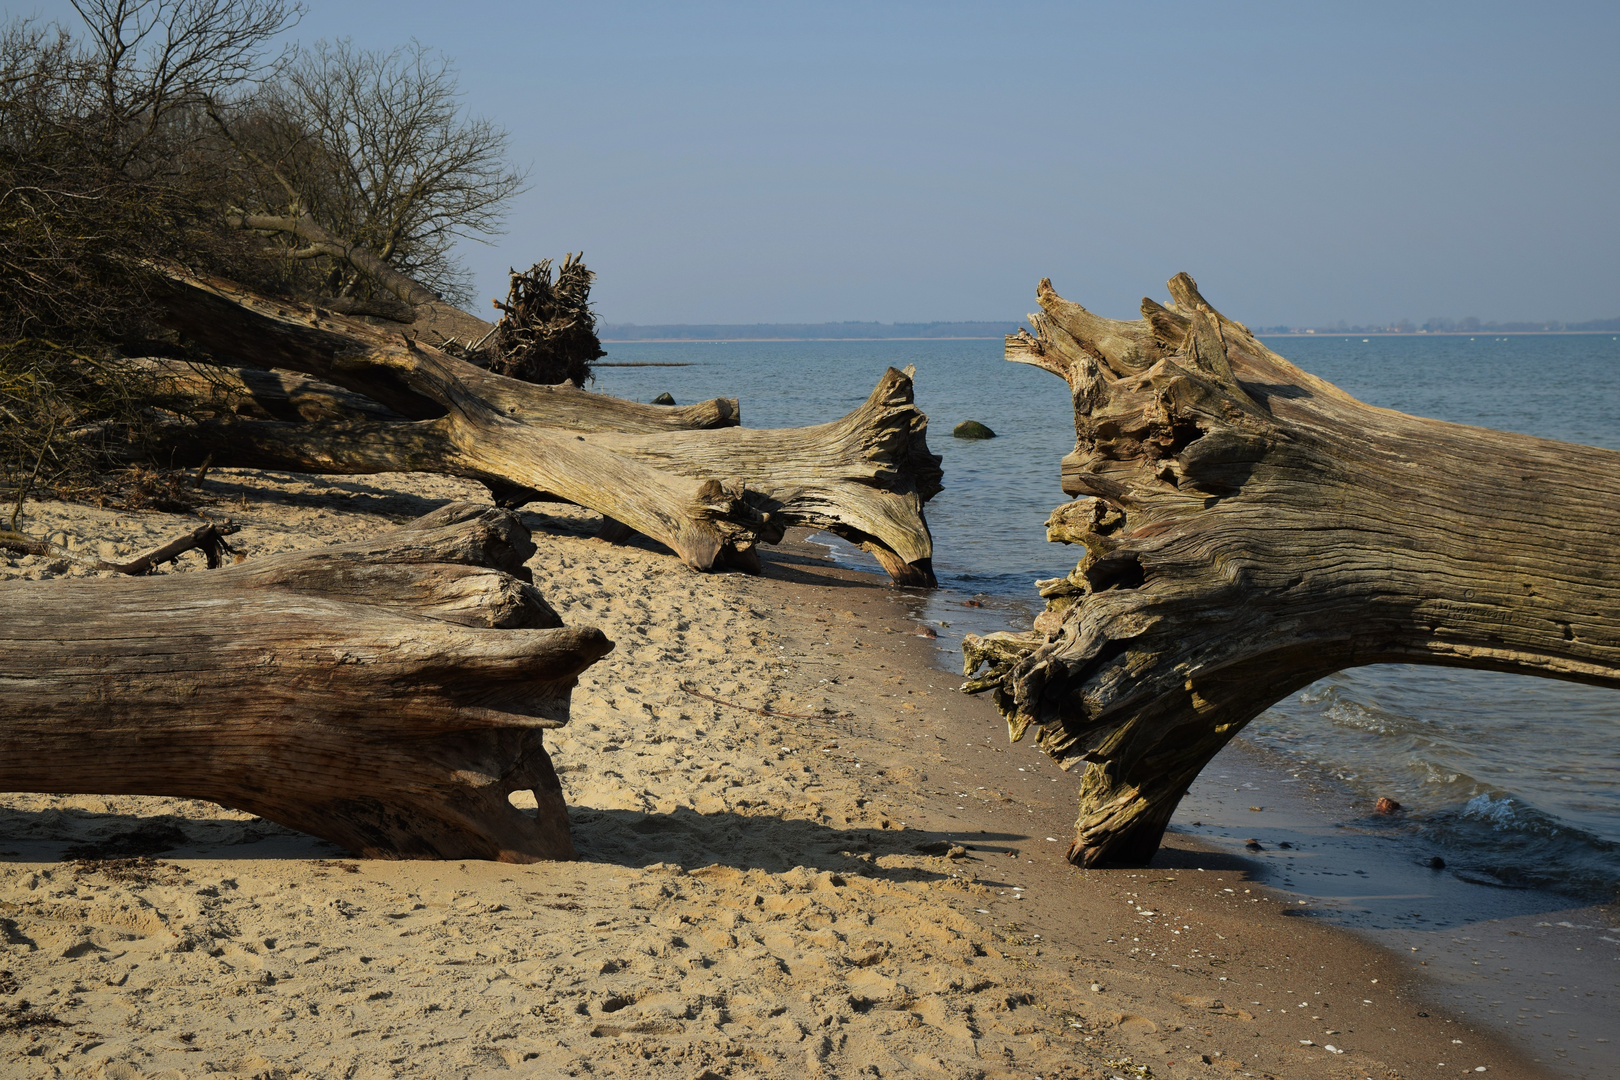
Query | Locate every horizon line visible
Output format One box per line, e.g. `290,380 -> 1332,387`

600,329 -> 1620,344
599,319 -> 1620,336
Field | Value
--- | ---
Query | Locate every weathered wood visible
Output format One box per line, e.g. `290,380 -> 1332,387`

0,520 -> 241,575
593,365 -> 942,586
137,356 -> 741,434
145,268 -> 770,571
138,360 -> 413,424
0,503 -> 612,862
142,268 -> 940,583
477,254 -> 604,386
963,274 -> 1620,867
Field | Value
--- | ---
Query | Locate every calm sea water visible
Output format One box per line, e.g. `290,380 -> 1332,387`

591,333 -> 1620,900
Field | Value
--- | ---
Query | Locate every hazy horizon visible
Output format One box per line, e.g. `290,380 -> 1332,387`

23,1 -> 1618,328
593,315 -> 1620,335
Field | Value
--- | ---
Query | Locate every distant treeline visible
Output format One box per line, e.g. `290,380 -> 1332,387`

605,316 -> 1620,340
1255,316 -> 1620,335
599,321 -> 1021,341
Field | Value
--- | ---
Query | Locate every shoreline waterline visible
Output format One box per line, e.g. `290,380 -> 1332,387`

807,530 -> 1616,1078
0,470 -> 1570,1078
592,335 -> 1620,911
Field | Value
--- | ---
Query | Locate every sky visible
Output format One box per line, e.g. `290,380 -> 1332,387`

21,1 -> 1620,325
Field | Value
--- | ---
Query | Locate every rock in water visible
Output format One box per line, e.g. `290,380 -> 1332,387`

1374,796 -> 1402,814
652,392 -> 677,405
953,420 -> 995,439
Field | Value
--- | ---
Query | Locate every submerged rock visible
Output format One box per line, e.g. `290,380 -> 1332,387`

953,419 -> 995,439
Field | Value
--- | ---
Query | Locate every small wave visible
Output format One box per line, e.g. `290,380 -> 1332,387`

1296,682 -> 1343,706
1460,792 -> 1520,829
1241,723 -> 1620,900
1322,697 -> 1425,737
1417,760 -> 1464,786
1424,792 -> 1620,899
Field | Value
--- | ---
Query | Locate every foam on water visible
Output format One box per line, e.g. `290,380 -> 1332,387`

592,332 -> 1620,901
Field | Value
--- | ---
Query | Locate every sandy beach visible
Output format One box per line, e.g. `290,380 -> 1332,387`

0,469 -> 1587,1079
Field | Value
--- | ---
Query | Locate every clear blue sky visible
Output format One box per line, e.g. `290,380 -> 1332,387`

25,1 -> 1620,325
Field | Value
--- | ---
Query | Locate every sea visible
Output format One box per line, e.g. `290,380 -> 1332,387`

589,331 -> 1620,907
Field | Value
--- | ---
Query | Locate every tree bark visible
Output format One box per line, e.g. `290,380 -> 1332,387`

962,274 -> 1620,867
0,503 -> 612,862
142,267 -> 940,583
230,211 -> 442,309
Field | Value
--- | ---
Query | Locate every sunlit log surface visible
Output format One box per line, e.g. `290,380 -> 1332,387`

963,273 -> 1620,867
0,504 -> 612,862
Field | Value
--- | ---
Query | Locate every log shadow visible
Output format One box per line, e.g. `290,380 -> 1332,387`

760,549 -> 894,590
1143,839 -> 1260,875
519,506 -> 610,539
0,804 -> 339,862
0,801 -> 1028,884
567,806 -> 1024,884
201,470 -> 464,520
516,508 -> 897,591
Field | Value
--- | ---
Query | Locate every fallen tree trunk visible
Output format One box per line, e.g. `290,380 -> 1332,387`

140,267 -> 940,583
603,375 -> 940,583
962,274 -> 1620,867
0,503 -> 612,862
136,346 -> 741,433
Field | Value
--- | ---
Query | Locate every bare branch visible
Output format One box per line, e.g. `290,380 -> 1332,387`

227,210 -> 438,307
217,37 -> 527,306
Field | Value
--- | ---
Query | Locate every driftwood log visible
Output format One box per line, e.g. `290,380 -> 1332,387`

0,503 -> 611,862
963,274 -> 1620,867
0,519 -> 240,574
141,267 -> 941,585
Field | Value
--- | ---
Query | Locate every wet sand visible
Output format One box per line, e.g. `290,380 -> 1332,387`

0,470 -> 1576,1078
1173,742 -> 1618,1080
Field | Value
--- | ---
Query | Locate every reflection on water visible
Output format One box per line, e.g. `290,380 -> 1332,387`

592,332 -> 1620,900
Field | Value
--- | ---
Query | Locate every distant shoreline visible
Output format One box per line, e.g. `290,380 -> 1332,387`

600,336 -> 1005,344
602,330 -> 1617,344
1260,329 -> 1619,338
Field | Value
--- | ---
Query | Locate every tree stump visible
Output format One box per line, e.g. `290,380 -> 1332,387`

963,274 -> 1620,867
0,503 -> 612,862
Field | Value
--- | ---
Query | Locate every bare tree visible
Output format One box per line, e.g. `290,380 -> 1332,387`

0,1 -> 297,521
218,39 -> 527,307
68,0 -> 300,165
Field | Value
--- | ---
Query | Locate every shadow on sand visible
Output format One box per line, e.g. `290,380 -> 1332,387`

0,802 -> 1025,886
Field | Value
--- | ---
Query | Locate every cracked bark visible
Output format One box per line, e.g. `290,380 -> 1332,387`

962,273 -> 1620,867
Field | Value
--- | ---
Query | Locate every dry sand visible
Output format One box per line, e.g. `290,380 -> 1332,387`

0,470 -> 1571,1079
